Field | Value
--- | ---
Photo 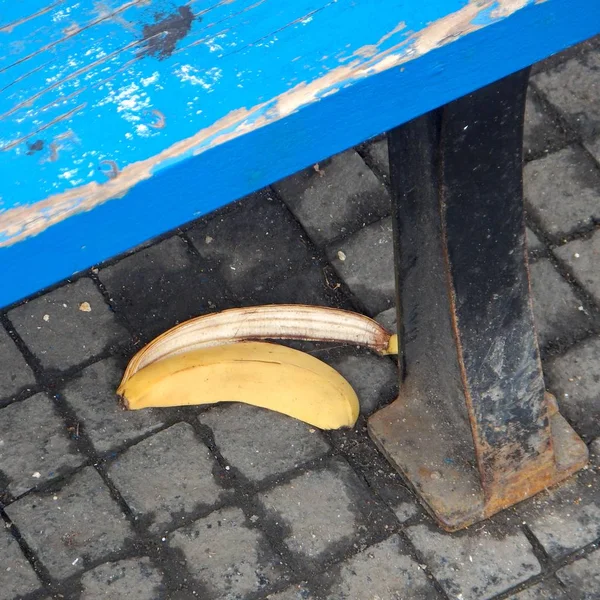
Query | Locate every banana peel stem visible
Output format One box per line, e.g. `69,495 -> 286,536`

384,334 -> 399,355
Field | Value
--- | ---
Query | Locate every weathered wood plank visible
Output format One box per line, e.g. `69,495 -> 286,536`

0,0 -> 452,220
0,0 -> 599,307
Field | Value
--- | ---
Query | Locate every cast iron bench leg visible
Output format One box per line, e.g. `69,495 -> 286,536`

368,68 -> 588,531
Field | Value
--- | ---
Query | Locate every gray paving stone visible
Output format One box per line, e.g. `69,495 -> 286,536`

530,259 -> 591,347
327,217 -> 395,316
275,150 -> 391,247
523,92 -> 566,159
362,137 -> 390,179
168,506 -> 284,599
0,393 -> 83,497
545,336 -> 600,442
80,557 -> 165,600
199,404 -> 330,483
324,534 -> 438,599
108,423 -> 222,532
0,327 -> 35,403
0,527 -> 42,600
526,227 -> 545,254
99,236 -> 227,341
259,460 -> 382,563
324,348 -> 398,415
406,524 -> 541,600
6,467 -> 132,580
8,278 -> 128,370
504,580 -> 568,600
265,583 -> 312,599
375,306 -> 397,334
524,147 -> 600,239
248,264 -> 353,310
533,52 -> 600,141
554,230 -> 600,305
556,549 -> 600,600
329,428 -> 421,524
187,190 -> 313,300
392,502 -> 421,523
61,358 -> 165,453
517,454 -> 600,559
261,468 -> 356,561
585,135 -> 600,165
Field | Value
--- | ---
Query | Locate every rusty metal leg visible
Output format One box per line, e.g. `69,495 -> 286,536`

368,68 -> 588,531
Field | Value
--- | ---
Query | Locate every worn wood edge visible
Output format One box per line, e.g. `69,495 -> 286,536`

0,0 -> 533,247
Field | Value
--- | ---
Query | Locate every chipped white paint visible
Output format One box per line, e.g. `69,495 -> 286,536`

141,72 -> 160,87
175,64 -> 223,90
94,77 -> 157,138
52,4 -> 80,23
492,0 -> 531,18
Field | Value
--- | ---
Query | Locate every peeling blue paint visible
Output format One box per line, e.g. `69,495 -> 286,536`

1,0 -> 466,210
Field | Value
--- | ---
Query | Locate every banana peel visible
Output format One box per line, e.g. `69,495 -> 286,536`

121,304 -> 398,382
118,305 -> 399,430
118,341 -> 360,429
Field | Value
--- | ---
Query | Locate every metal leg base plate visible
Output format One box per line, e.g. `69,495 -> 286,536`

368,392 -> 588,532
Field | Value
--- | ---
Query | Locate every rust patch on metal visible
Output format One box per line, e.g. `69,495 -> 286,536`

546,392 -> 559,417
482,412 -> 588,519
370,396 -> 588,531
484,447 -> 555,516
139,6 -> 196,60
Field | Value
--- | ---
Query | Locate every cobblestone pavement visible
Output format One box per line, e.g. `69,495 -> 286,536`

2,40 -> 600,600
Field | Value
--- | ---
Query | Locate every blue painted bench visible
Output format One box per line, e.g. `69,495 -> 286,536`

1,0 -> 599,530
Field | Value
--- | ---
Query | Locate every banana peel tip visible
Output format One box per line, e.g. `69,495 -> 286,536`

384,334 -> 399,355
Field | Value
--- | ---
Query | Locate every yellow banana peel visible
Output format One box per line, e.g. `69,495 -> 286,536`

118,305 -> 398,430
121,304 -> 398,382
118,341 -> 360,430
